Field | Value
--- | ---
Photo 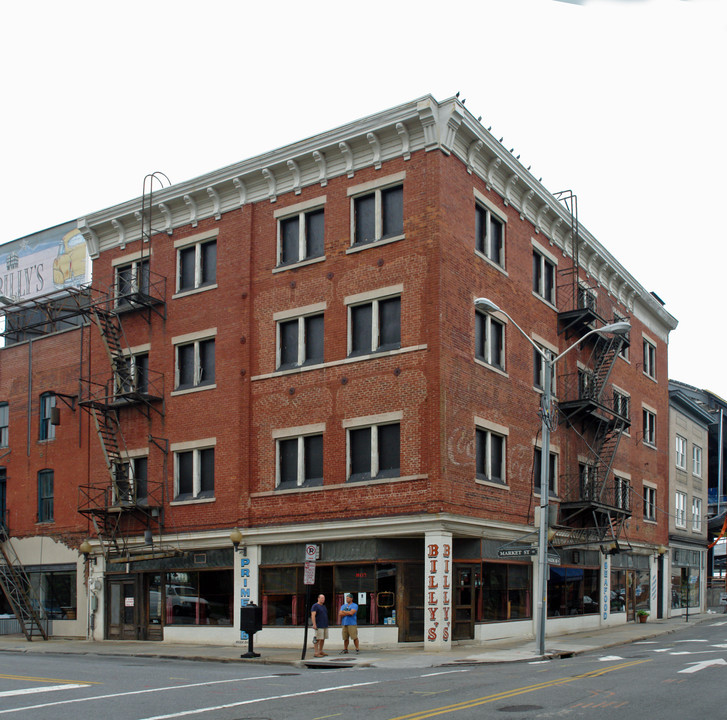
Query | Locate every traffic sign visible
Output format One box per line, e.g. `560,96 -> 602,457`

498,547 -> 537,558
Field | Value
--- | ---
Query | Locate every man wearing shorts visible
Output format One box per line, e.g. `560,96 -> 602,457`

311,594 -> 329,657
338,593 -> 360,654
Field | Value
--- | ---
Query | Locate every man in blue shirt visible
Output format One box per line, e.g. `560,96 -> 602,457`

338,593 -> 360,654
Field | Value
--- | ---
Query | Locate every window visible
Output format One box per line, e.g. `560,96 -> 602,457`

533,346 -> 556,393
116,258 -> 150,306
481,562 -> 532,621
476,428 -> 506,484
347,422 -> 400,482
162,570 -> 232,626
643,485 -> 656,522
0,468 -> 6,532
693,445 -> 703,477
675,490 -> 687,528
579,463 -> 596,501
0,402 -> 8,447
613,389 -> 630,421
178,238 -> 216,292
175,447 -> 214,500
475,311 -> 504,370
276,434 -> 323,489
38,469 -> 53,523
349,295 -> 401,356
548,566 -> 600,617
643,338 -> 656,379
614,475 -> 630,511
352,184 -> 403,246
279,207 -> 324,265
114,456 -> 148,505
39,393 -> 56,441
692,497 -> 702,532
642,408 -> 656,446
675,435 -> 687,470
533,249 -> 556,305
534,447 -> 557,496
116,352 -> 149,395
475,204 -> 504,267
175,338 -> 215,390
614,313 -> 629,361
278,314 -> 324,370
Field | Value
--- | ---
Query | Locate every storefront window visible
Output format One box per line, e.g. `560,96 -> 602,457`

671,566 -> 700,609
610,569 -> 626,613
548,566 -> 599,617
28,568 -> 76,620
164,570 -> 233,626
480,561 -> 532,621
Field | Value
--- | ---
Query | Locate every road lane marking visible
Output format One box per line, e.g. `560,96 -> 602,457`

0,674 -> 278,715
138,681 -> 380,720
679,658 -> 727,674
0,674 -> 99,685
385,659 -> 652,720
0,685 -> 90,698
420,670 -> 471,677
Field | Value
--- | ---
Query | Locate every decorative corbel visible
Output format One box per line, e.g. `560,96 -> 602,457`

111,218 -> 126,249
503,174 -> 519,207
312,150 -> 328,186
549,216 -> 563,245
486,157 -> 501,190
339,142 -> 354,178
206,187 -> 221,219
467,140 -> 483,175
396,122 -> 410,160
261,168 -> 277,202
183,195 -> 198,227
77,219 -> 100,258
520,189 -> 535,220
416,99 -> 438,151
367,132 -> 382,169
232,177 -> 247,208
535,204 -> 550,235
287,159 -> 302,195
158,203 -> 173,235
442,105 -> 464,155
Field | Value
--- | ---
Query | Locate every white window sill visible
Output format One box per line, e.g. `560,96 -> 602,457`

171,383 -> 217,397
172,284 -> 218,300
273,256 -> 326,273
475,478 -> 510,490
346,234 -> 405,254
474,249 -> 507,276
170,496 -> 216,506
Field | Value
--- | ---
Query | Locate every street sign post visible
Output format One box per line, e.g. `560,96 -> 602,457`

302,544 -> 318,660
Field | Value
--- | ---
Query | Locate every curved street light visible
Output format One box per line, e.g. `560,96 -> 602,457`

474,297 -> 630,656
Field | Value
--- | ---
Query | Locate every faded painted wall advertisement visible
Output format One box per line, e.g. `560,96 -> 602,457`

0,222 -> 89,302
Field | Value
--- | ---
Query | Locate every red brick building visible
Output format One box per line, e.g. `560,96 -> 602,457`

0,95 -> 677,649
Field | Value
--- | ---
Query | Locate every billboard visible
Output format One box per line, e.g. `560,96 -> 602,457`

0,221 -> 90,303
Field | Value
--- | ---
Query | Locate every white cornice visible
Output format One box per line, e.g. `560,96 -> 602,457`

78,94 -> 677,332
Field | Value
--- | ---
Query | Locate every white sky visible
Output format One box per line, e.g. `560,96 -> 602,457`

2,0 -> 725,395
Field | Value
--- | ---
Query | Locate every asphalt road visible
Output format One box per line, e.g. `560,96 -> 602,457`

2,620 -> 726,719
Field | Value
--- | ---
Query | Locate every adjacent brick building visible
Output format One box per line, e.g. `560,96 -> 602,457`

0,95 -> 678,648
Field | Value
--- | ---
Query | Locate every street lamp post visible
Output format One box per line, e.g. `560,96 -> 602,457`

474,297 -> 630,656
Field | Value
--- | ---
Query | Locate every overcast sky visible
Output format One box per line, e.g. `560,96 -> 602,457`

2,0 -> 725,396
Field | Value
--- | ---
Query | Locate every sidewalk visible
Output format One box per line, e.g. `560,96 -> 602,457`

0,614 -> 715,670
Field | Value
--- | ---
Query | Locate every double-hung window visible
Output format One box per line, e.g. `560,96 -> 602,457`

675,435 -> 687,470
277,202 -> 325,266
349,175 -> 404,247
113,456 -> 148,505
276,306 -> 324,370
348,289 -> 401,357
275,427 -> 324,489
116,258 -> 150,306
643,337 -> 657,380
0,402 -> 8,448
174,332 -> 215,391
116,352 -> 149,396
642,407 -> 656,447
692,497 -> 703,532
534,447 -> 557,496
475,311 -> 504,370
38,469 -> 53,523
532,247 -> 556,305
177,235 -> 217,293
643,485 -> 657,521
346,415 -> 401,482
614,475 -> 630,511
174,443 -> 215,500
39,393 -> 56,441
613,389 -> 630,421
615,313 -> 629,360
533,343 -> 556,393
475,426 -> 506,485
693,445 -> 703,477
475,202 -> 504,267
675,490 -> 687,528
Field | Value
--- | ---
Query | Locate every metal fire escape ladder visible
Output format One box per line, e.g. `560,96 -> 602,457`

0,532 -> 48,641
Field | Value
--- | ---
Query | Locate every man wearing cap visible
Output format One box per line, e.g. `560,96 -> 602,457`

338,593 -> 360,654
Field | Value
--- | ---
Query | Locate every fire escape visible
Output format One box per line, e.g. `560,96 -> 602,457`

552,191 -> 632,551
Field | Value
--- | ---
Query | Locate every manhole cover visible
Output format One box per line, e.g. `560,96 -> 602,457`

498,705 -> 543,712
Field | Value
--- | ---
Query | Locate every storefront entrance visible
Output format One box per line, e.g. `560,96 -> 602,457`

106,574 -> 162,640
453,564 -> 477,640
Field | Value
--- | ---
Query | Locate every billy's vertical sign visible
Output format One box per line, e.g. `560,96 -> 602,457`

426,541 -> 451,645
